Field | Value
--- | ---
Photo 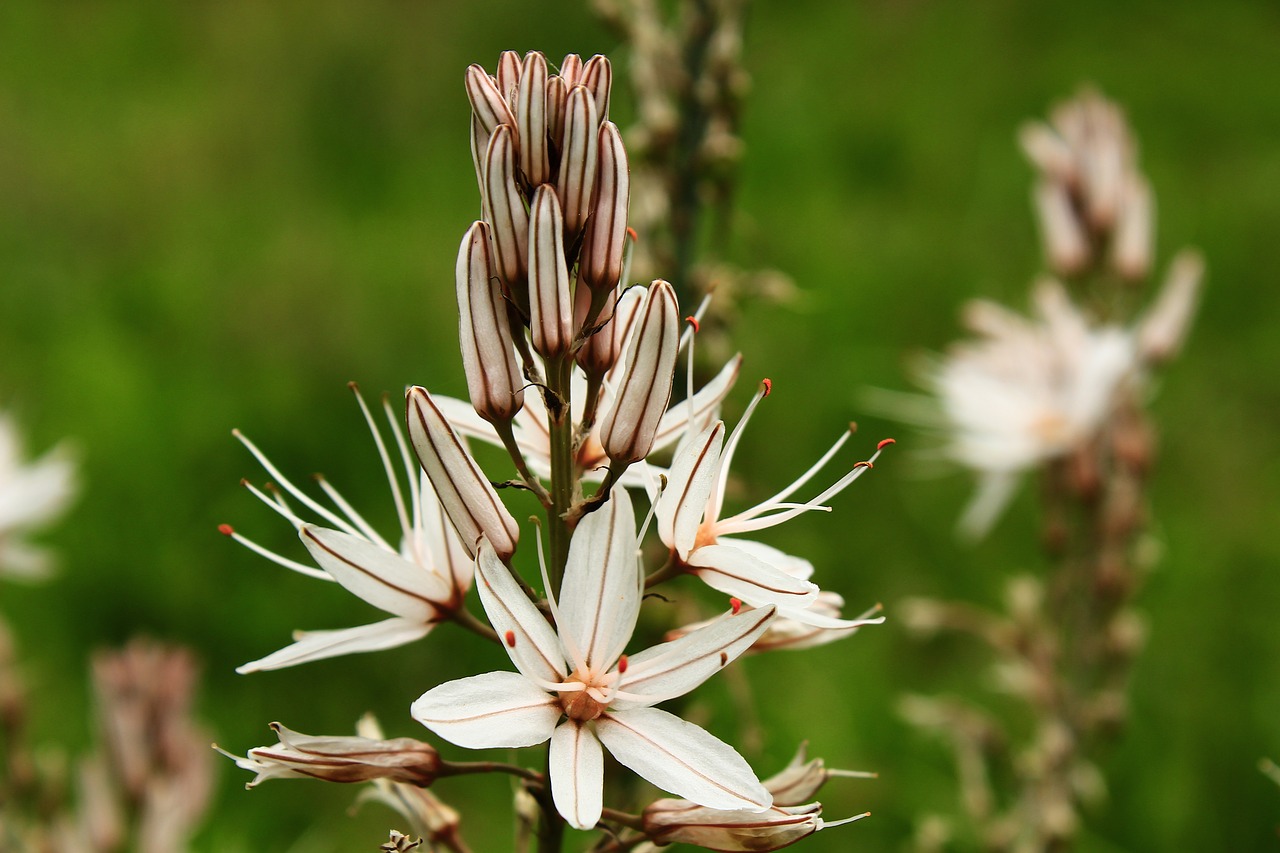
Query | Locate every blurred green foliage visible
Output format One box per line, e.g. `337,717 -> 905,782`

2,1 -> 1278,850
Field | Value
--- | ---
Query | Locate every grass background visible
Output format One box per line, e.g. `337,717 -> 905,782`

2,1 -> 1278,849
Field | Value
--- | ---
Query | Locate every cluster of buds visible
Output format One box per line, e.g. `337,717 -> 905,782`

1020,87 -> 1152,280
225,50 -> 887,851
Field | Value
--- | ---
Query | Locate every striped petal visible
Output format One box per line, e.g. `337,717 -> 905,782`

237,617 -> 433,674
656,421 -> 723,558
549,722 -> 604,830
299,525 -> 451,620
475,540 -> 566,684
687,544 -> 819,607
412,671 -> 560,749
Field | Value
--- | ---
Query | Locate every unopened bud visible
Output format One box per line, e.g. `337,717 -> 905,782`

406,386 -> 519,560
1137,249 -> 1202,365
575,284 -> 643,378
516,51 -> 550,186
1111,173 -> 1153,281
464,64 -> 517,139
495,50 -> 522,107
456,221 -> 524,423
599,280 -> 678,464
1034,180 -> 1089,277
483,126 -> 529,297
642,799 -> 830,851
579,121 -> 629,292
556,85 -> 599,239
559,53 -> 584,88
546,74 -> 568,150
579,54 -> 612,123
233,722 -> 440,787
529,187 -> 573,359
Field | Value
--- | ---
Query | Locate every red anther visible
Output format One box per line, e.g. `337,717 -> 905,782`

626,226 -> 638,242
684,315 -> 701,333
853,460 -> 873,469
504,630 -> 517,648
877,438 -> 896,450
617,654 -> 628,674
719,651 -> 728,667
730,598 -> 742,615
217,524 -> 235,536
761,378 -> 773,397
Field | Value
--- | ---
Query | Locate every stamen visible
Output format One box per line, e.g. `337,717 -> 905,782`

730,598 -> 742,615
762,377 -> 772,397
219,524 -> 334,582
827,768 -> 880,780
823,812 -> 872,829
233,429 -> 365,538
533,520 -> 585,675
617,654 -> 628,674
351,384 -> 414,555
241,480 -> 306,530
684,315 -> 700,333
313,475 -> 394,550
877,437 -> 896,450
730,427 -> 854,524
707,382 -> 770,524
505,630 -> 517,648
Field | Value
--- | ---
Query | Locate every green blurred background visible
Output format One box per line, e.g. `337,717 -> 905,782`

2,0 -> 1278,849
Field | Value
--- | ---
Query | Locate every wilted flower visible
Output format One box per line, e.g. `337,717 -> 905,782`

224,388 -> 473,672
223,721 -> 440,788
412,486 -> 776,830
0,412 -> 77,581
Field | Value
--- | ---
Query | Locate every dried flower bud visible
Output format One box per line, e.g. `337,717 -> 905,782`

579,121 -> 630,292
643,799 -> 851,851
560,53 -> 583,88
516,51 -> 550,186
556,85 -> 599,240
483,125 -> 529,296
599,280 -> 679,464
1137,249 -> 1203,365
456,221 -> 524,423
406,386 -> 519,560
528,186 -> 573,359
232,722 -> 440,787
575,284 -> 643,378
495,50 -> 522,107
580,54 -> 612,123
464,64 -> 516,139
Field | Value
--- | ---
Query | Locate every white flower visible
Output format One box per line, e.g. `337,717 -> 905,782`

655,381 -> 888,627
411,486 -> 776,830
0,413 -> 76,581
225,388 -> 473,672
918,279 -> 1137,536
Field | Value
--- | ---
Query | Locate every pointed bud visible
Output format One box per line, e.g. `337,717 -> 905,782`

556,85 -> 600,239
516,52 -> 550,186
483,126 -> 529,296
456,222 -> 524,423
580,55 -> 612,123
560,54 -> 583,88
231,722 -> 440,787
468,114 -> 488,198
575,284 -> 644,378
600,280 -> 679,464
529,187 -> 573,359
406,386 -> 519,560
496,50 -> 522,107
546,75 -> 568,150
580,121 -> 630,292
464,64 -> 517,139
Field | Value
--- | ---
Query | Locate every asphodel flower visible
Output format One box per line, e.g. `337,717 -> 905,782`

224,388 -> 472,672
656,380 -> 889,617
224,721 -> 440,788
412,486 -> 776,830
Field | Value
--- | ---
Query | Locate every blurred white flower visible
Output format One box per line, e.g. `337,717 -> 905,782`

0,412 -> 77,581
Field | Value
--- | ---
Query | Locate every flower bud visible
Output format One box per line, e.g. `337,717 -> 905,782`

559,53 -> 583,88
483,125 -> 529,296
1033,180 -> 1089,277
556,85 -> 599,240
495,50 -> 522,107
574,283 -> 643,378
642,800 -> 824,851
599,280 -> 678,464
516,51 -> 550,186
546,74 -> 568,150
1137,249 -> 1203,365
464,64 -> 516,139
579,121 -> 629,293
456,221 -> 524,423
528,187 -> 573,359
406,386 -> 519,560
580,54 -> 612,123
1111,173 -> 1152,281
233,722 -> 440,787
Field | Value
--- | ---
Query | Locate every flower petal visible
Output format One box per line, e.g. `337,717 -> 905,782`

715,537 -> 814,581
237,617 -> 433,674
686,544 -> 819,607
597,707 -> 770,812
656,421 -> 724,558
412,671 -> 560,749
558,485 -> 639,673
475,540 -> 567,684
299,525 -> 451,621
549,722 -> 604,830
612,606 -> 775,709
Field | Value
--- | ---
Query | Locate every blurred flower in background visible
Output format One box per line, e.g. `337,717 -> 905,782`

0,412 -> 77,582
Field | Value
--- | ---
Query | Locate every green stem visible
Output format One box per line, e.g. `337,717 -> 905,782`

546,356 -> 576,595
494,419 -> 553,507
